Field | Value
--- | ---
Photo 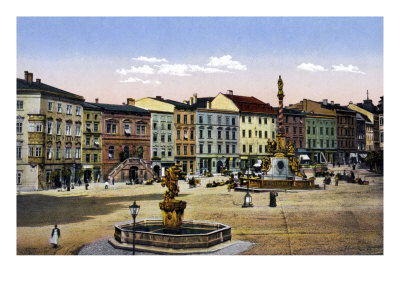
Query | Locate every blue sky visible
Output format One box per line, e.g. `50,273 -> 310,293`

17,17 -> 383,105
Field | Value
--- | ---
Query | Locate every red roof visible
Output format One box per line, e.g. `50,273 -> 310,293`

223,94 -> 277,114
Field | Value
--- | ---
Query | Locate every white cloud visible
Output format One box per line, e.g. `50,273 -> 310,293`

120,77 -> 159,84
331,64 -> 365,74
156,64 -> 229,76
297,63 -> 328,72
116,65 -> 155,75
206,55 -> 247,70
132,56 -> 168,63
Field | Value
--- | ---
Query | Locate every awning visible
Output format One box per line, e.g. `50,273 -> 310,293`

253,159 -> 262,167
359,153 -> 367,158
299,154 -> 310,160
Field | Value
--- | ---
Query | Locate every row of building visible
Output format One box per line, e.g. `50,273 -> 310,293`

16,72 -> 383,191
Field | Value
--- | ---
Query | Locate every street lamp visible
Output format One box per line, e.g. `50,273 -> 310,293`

129,201 -> 140,255
242,152 -> 253,208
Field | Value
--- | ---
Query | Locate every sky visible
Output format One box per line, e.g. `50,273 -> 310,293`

17,17 -> 383,106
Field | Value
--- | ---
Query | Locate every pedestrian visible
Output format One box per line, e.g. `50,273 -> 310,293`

105,181 -> 109,189
112,178 -> 115,185
49,224 -> 60,249
335,173 -> 339,186
84,178 -> 89,190
353,164 -> 356,170
269,191 -> 278,207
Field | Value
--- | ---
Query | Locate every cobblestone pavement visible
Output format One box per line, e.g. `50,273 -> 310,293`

78,238 -> 254,255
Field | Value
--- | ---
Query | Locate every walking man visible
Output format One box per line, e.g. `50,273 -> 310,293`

49,224 -> 60,249
270,191 -> 278,207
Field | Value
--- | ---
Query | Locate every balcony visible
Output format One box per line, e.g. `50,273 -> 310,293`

28,156 -> 44,165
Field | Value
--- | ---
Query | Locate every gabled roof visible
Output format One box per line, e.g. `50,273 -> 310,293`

222,93 -> 276,114
90,103 -> 150,115
82,102 -> 103,110
17,78 -> 84,101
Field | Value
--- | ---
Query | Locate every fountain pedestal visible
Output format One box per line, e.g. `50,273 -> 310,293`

159,199 -> 186,228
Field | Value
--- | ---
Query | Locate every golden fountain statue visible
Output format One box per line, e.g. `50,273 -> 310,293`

159,164 -> 187,228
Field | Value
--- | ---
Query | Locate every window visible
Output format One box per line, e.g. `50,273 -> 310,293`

299,128 -> 302,135
265,145 -> 268,153
264,118 -> 268,124
300,141 -> 303,148
226,130 -> 230,140
184,146 -> 187,155
56,147 -> 60,159
56,121 -> 61,135
85,153 -> 90,163
248,116 -> 251,123
331,140 -> 335,148
66,105 -> 72,115
381,132 -> 384,142
57,103 -> 62,113
93,154 -> 98,162
94,123 -> 99,132
153,148 -> 158,157
153,122 -> 157,129
75,124 -> 81,136
36,123 -> 42,132
294,127 -> 297,134
17,146 -> 22,159
28,145 -> 33,157
232,131 -> 236,140
208,130 -> 212,139
259,117 -> 262,124
218,116 -> 222,125
76,106 -> 81,116
141,125 -> 146,135
153,134 -> 157,142
48,102 -> 53,111
320,127 -> 323,135
207,115 -> 212,124
259,145 -> 262,153
208,144 -> 211,153
136,124 -> 141,135
177,114 -> 181,123
168,149 -> 172,157
65,123 -> 72,136
161,149 -> 166,157
124,123 -> 131,135
232,145 -> 236,153
177,129 -> 181,139
225,116 -> 229,125
326,127 -> 329,135
199,130 -> 203,139
161,134 -> 165,142
17,121 -> 23,134
331,128 -> 334,135
313,140 -> 316,147
326,140 -> 329,148
168,135 -> 172,142
190,115 -> 194,124
272,118 -> 275,124
243,144 -> 246,153
218,144 -> 221,154
177,145 -> 181,155
307,127 -> 310,134
199,116 -> 203,124
380,117 -> 383,126
17,100 -> 23,110
226,144 -> 229,154
312,127 -> 315,134
108,146 -> 114,159
249,145 -> 253,153
65,147 -> 71,159
183,130 -> 188,140
47,120 -> 52,134
248,130 -> 252,138
168,123 -> 171,130
307,139 -> 311,148
199,144 -> 203,154
320,139 -> 323,147
35,146 -> 42,157
107,123 -> 111,133
17,172 -> 22,185
112,124 -> 117,134
218,131 -> 222,139
86,136 -> 90,146
272,132 -> 275,139
259,131 -> 262,138
86,114 -> 90,120
232,118 -> 236,125
242,116 -> 245,123
190,130 -> 194,140
184,115 -> 187,124
190,145 -> 194,155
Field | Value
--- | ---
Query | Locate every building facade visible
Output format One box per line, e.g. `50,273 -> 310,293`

289,99 -> 337,163
90,102 -> 152,182
194,97 -> 240,174
211,91 -> 277,169
282,108 -> 306,152
81,101 -> 103,182
17,71 -> 84,191
133,97 -> 176,177
355,113 -> 367,152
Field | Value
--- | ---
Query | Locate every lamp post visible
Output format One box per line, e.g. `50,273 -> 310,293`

129,201 -> 140,255
243,149 -> 253,207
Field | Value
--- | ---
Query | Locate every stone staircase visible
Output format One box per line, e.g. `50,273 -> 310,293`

108,157 -> 154,182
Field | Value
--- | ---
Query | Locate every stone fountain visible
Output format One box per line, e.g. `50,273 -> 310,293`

109,164 -> 232,254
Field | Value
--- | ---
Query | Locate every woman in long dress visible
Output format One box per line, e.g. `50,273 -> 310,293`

49,224 -> 60,248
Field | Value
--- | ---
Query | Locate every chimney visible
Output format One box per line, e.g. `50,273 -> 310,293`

193,93 -> 197,104
24,71 -> 28,81
155,96 -> 162,100
330,101 -> 334,105
127,98 -> 135,106
227,90 -> 233,95
190,97 -> 193,105
206,101 -> 211,109
25,71 -> 33,85
322,99 -> 328,105
36,78 -> 41,83
349,101 -> 353,104
95,98 -> 99,103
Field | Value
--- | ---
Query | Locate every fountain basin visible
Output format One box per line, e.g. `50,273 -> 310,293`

109,219 -> 231,250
